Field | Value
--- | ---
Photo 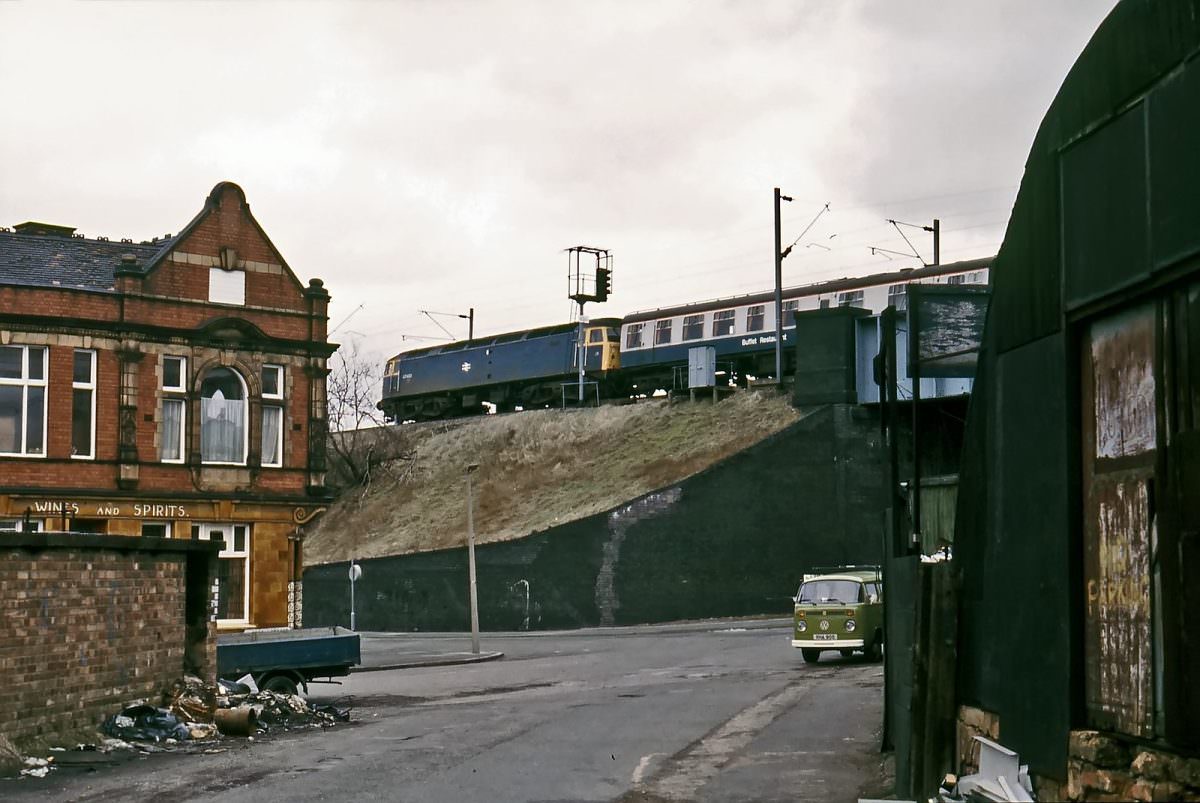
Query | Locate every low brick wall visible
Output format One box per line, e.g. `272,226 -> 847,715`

0,533 -> 218,750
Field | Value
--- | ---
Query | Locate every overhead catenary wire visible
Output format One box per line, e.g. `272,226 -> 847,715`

343,189 -> 1010,346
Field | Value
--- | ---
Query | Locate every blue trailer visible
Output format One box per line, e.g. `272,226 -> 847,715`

216,626 -> 360,696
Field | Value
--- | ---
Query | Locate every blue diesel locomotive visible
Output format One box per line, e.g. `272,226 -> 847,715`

379,258 -> 990,421
380,318 -> 622,420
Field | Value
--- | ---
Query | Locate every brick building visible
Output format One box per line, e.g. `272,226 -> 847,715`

0,181 -> 334,629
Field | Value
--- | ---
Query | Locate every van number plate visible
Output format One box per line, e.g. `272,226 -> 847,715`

813,634 -> 836,641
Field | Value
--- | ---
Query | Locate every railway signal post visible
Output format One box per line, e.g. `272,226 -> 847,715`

566,245 -> 614,404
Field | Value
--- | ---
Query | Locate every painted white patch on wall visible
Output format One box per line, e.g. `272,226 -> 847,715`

209,267 -> 245,305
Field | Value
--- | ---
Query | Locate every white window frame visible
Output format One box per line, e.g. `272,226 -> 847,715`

681,314 -> 705,342
140,521 -> 172,538
712,309 -> 736,337
193,522 -> 251,626
746,305 -> 765,332
838,290 -> 864,308
654,319 -> 673,345
161,356 -> 187,464
163,355 -> 187,393
261,364 -> 284,468
625,323 -> 644,350
71,349 -> 96,460
0,345 -> 48,458
0,518 -> 43,533
200,367 -> 249,466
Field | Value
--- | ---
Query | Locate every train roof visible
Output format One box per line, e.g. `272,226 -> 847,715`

389,317 -> 623,360
620,256 -> 993,325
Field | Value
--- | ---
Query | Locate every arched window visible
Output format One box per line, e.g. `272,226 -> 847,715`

200,367 -> 247,464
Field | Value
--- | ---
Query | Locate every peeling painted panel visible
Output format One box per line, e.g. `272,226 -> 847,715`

1083,302 -> 1156,738
1090,308 -> 1156,458
1084,476 -> 1153,735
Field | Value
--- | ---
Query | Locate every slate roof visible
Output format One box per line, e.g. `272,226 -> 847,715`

0,230 -> 176,293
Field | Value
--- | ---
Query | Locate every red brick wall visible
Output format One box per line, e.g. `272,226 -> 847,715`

0,535 -> 218,750
138,184 -> 307,314
0,340 -> 315,496
0,286 -> 119,321
121,295 -> 313,340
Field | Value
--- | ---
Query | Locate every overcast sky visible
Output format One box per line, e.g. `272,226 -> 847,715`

1,0 -> 1117,364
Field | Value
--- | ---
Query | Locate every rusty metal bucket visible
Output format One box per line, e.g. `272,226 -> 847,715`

214,706 -> 258,737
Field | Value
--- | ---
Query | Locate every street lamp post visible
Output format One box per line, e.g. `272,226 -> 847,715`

465,463 -> 481,655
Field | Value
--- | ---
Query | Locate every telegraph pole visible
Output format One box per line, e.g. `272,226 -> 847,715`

773,188 -> 792,382
911,218 -> 939,551
932,219 -> 940,266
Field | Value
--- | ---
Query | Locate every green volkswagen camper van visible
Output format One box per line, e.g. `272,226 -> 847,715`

791,567 -> 883,664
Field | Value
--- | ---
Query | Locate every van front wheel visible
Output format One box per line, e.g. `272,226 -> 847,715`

867,633 -> 884,662
801,648 -> 822,664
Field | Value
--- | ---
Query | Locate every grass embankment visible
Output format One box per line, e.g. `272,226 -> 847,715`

303,390 -> 800,566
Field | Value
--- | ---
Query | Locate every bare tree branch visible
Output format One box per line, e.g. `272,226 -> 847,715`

326,338 -> 415,492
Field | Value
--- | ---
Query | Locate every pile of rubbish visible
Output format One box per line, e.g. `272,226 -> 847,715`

98,675 -> 351,745
12,676 -> 350,780
938,736 -> 1036,802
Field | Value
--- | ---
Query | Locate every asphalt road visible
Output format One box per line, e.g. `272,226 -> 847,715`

5,620 -> 890,802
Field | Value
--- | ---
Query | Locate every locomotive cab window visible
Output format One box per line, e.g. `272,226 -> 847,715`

588,329 -> 604,344
607,327 -> 620,342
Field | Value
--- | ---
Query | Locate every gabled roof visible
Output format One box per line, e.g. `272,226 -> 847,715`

0,181 -> 304,295
140,182 -> 304,292
0,230 -> 170,293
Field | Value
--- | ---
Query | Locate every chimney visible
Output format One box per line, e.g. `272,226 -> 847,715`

14,221 -> 77,238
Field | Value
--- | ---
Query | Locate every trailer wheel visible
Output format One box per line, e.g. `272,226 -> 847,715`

261,674 -> 299,696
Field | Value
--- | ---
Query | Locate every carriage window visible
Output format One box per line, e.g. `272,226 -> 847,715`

713,309 -> 735,337
655,320 -> 673,345
682,315 -> 704,341
626,324 -> 645,349
746,305 -> 765,332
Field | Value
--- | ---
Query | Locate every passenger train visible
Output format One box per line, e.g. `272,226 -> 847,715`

379,257 -> 990,421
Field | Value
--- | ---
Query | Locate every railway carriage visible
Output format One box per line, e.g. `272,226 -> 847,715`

618,259 -> 990,391
379,258 -> 989,420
